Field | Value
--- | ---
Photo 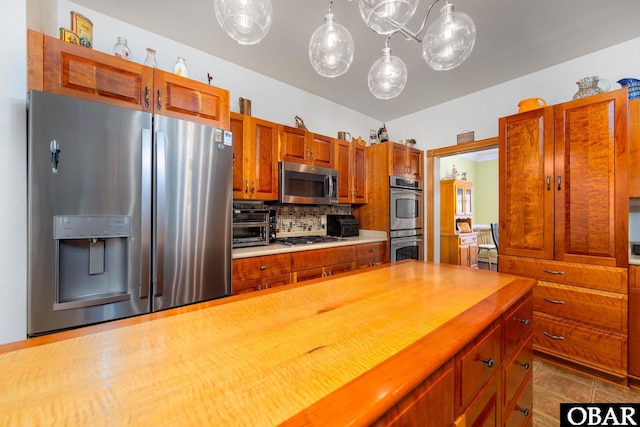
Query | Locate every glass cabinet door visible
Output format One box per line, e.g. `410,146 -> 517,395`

465,188 -> 472,214
456,187 -> 463,215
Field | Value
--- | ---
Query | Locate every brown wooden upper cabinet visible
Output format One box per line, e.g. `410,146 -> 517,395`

390,142 -> 423,180
336,138 -> 367,204
231,112 -> 279,200
28,30 -> 230,130
279,125 -> 335,168
629,98 -> 640,197
499,89 -> 628,267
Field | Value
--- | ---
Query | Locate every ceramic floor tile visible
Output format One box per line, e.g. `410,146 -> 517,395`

535,360 -> 595,388
533,364 -> 594,402
592,380 -> 640,403
532,409 -> 558,427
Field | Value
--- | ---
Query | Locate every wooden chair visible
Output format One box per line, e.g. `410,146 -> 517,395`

475,224 -> 496,270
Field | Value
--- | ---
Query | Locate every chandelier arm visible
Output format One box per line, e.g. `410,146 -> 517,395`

354,0 -> 408,31
328,0 -> 334,14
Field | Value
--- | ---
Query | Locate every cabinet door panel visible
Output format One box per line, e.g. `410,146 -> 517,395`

391,143 -> 408,176
231,113 -> 246,196
280,125 -> 308,163
408,147 -> 423,180
43,33 -> 153,111
499,107 -> 554,259
312,134 -> 334,168
629,290 -> 640,378
336,139 -> 352,202
553,91 -> 628,266
353,142 -> 368,203
252,118 -> 279,199
153,69 -> 229,128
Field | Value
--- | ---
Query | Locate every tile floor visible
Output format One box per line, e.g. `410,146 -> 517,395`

532,358 -> 640,426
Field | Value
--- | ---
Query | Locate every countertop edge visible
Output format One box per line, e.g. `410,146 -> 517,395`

280,275 -> 536,427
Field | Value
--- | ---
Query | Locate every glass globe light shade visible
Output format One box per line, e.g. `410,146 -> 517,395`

368,47 -> 407,99
214,0 -> 273,45
358,0 -> 419,34
309,13 -> 354,78
422,3 -> 476,71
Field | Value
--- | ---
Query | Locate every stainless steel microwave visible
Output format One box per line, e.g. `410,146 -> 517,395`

278,162 -> 338,205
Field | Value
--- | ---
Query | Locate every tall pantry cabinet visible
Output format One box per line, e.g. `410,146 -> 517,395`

498,89 -> 630,380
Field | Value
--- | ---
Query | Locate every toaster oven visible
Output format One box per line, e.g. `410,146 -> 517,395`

232,201 -> 273,248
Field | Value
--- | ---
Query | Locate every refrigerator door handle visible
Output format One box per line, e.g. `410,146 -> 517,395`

140,128 -> 152,298
155,130 -> 166,297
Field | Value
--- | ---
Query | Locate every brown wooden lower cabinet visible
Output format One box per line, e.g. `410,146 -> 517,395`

374,293 -> 533,427
628,265 -> 640,384
232,241 -> 389,293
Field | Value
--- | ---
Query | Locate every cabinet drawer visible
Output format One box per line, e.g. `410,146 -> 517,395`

534,281 -> 627,333
356,256 -> 386,269
232,253 -> 291,281
459,234 -> 477,245
457,372 -> 500,427
504,337 -> 533,412
500,255 -> 627,293
503,295 -> 533,358
232,273 -> 291,295
356,242 -> 386,260
291,246 -> 355,270
631,265 -> 640,291
504,377 -> 533,427
456,322 -> 502,413
533,314 -> 627,375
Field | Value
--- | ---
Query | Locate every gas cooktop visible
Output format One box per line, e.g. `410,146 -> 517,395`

275,236 -> 341,246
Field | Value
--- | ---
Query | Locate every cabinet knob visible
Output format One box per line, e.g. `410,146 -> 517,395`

264,283 -> 269,289
516,406 -> 530,417
480,357 -> 495,368
157,89 -> 162,110
256,284 -> 261,291
245,180 -> 249,193
251,180 -> 256,193
519,362 -> 530,370
260,265 -> 267,270
516,317 -> 530,325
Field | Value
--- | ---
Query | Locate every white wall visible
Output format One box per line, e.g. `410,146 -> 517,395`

2,2 -> 639,344
0,0 -> 27,344
389,36 -> 640,151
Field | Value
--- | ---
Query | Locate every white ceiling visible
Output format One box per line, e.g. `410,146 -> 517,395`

69,0 -> 640,122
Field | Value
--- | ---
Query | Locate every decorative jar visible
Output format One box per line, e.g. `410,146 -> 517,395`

573,76 -> 610,99
113,37 -> 131,60
144,48 -> 157,68
173,57 -> 189,77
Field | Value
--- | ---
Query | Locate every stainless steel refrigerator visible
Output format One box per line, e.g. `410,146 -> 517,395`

27,90 -> 232,337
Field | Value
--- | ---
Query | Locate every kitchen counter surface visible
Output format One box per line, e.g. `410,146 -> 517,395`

0,261 -> 534,426
233,229 -> 387,259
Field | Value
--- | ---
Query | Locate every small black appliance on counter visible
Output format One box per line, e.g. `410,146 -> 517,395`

327,214 -> 360,238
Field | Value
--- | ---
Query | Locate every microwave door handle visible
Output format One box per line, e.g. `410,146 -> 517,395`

328,174 -> 334,198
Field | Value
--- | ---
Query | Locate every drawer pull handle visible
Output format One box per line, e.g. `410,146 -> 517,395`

543,331 -> 565,340
517,406 -> 530,417
519,362 -> 530,370
543,297 -> 565,305
257,285 -> 261,291
543,269 -> 565,275
480,357 -> 495,368
516,318 -> 530,325
260,265 -> 267,270
264,283 -> 269,289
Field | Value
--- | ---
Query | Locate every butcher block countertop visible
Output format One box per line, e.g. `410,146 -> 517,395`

0,261 -> 534,426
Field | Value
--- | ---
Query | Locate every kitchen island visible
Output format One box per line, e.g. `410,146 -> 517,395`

0,261 -> 535,426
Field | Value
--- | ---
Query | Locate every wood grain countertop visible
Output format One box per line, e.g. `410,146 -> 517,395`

0,261 -> 534,426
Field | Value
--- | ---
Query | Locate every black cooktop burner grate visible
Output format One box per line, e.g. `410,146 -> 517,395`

275,236 -> 341,246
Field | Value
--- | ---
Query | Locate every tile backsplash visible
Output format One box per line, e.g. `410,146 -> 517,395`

274,205 -> 351,237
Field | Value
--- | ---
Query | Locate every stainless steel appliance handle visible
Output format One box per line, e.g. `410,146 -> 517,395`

155,130 -> 166,297
140,128 -> 152,298
328,174 -> 334,199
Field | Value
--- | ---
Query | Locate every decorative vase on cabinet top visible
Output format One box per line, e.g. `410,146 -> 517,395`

573,76 -> 610,99
617,78 -> 640,100
518,97 -> 547,113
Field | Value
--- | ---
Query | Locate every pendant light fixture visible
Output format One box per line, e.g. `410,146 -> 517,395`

309,1 -> 355,78
358,0 -> 420,35
214,0 -> 273,45
368,43 -> 407,99
422,3 -> 476,71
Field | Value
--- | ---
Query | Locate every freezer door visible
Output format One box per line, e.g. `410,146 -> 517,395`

27,91 -> 152,336
153,115 -> 232,311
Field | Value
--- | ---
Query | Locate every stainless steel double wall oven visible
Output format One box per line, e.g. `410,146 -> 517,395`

389,176 -> 424,262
